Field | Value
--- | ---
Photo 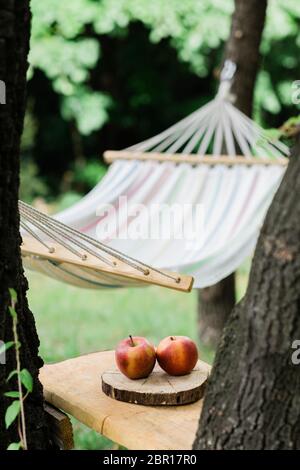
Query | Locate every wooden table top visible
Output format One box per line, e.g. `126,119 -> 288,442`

39,350 -> 211,450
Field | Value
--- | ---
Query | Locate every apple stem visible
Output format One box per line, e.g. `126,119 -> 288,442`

170,336 -> 175,341
129,335 -> 134,347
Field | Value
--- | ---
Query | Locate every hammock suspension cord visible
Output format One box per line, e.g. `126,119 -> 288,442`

19,201 -> 181,284
125,60 -> 289,161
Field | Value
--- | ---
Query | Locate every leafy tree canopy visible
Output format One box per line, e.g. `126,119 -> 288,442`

29,0 -> 300,135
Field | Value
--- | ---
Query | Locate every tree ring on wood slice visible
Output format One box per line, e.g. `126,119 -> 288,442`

101,360 -> 209,406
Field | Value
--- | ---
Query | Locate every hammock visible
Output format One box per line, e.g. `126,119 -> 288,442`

20,201 -> 193,292
21,62 -> 289,289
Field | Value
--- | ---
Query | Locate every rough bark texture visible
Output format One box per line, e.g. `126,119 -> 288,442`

225,0 -> 268,116
194,137 -> 300,449
198,274 -> 235,347
0,1 -> 49,449
197,0 -> 268,348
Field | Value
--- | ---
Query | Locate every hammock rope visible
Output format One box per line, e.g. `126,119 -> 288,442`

126,98 -> 288,160
124,60 -> 289,162
19,201 -> 187,289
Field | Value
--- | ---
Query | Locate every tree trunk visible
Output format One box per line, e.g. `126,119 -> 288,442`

194,137 -> 300,450
197,274 -> 235,347
197,0 -> 268,348
0,1 -> 49,449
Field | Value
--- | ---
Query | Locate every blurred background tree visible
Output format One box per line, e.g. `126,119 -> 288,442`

20,0 -> 300,202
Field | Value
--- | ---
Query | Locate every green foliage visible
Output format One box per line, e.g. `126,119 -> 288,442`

29,0 -> 231,136
7,442 -> 22,451
62,89 -> 111,135
8,288 -> 17,304
55,161 -> 107,211
8,306 -> 17,321
91,0 -> 232,75
29,0 -> 300,139
0,341 -> 14,356
254,0 -> 300,117
71,418 -> 115,450
4,392 -> 21,398
3,290 -> 33,450
5,401 -> 21,429
72,160 -> 107,189
55,191 -> 83,212
19,160 -> 48,203
264,114 -> 300,145
6,370 -> 18,383
282,115 -> 300,128
30,0 -> 105,135
20,370 -> 33,393
21,103 -> 38,152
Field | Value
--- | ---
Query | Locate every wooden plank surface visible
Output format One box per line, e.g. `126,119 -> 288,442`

104,150 -> 288,167
40,351 -> 211,450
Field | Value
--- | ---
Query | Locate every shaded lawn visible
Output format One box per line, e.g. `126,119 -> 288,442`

27,262 -> 249,449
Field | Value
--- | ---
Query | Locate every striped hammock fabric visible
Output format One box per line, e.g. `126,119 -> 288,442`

53,160 -> 285,288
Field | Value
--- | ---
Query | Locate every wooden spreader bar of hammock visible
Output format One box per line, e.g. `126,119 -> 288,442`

19,200 -> 193,292
104,150 -> 288,166
21,237 -> 194,292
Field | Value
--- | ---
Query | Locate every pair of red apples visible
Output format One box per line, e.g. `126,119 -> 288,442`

115,335 -> 199,380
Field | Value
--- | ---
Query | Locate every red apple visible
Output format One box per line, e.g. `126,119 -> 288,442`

115,335 -> 156,379
156,336 -> 198,376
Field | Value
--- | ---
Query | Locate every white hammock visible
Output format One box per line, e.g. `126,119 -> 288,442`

21,62 -> 289,289
20,201 -> 193,292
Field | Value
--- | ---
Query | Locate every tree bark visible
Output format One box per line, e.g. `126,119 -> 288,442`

194,137 -> 300,450
197,0 -> 268,348
0,1 -> 49,449
197,274 -> 235,347
225,0 -> 268,116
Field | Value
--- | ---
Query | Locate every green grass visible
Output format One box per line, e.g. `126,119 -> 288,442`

26,262 -> 250,450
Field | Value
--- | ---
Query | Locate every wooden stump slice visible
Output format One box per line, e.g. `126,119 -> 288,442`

101,360 -> 209,406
